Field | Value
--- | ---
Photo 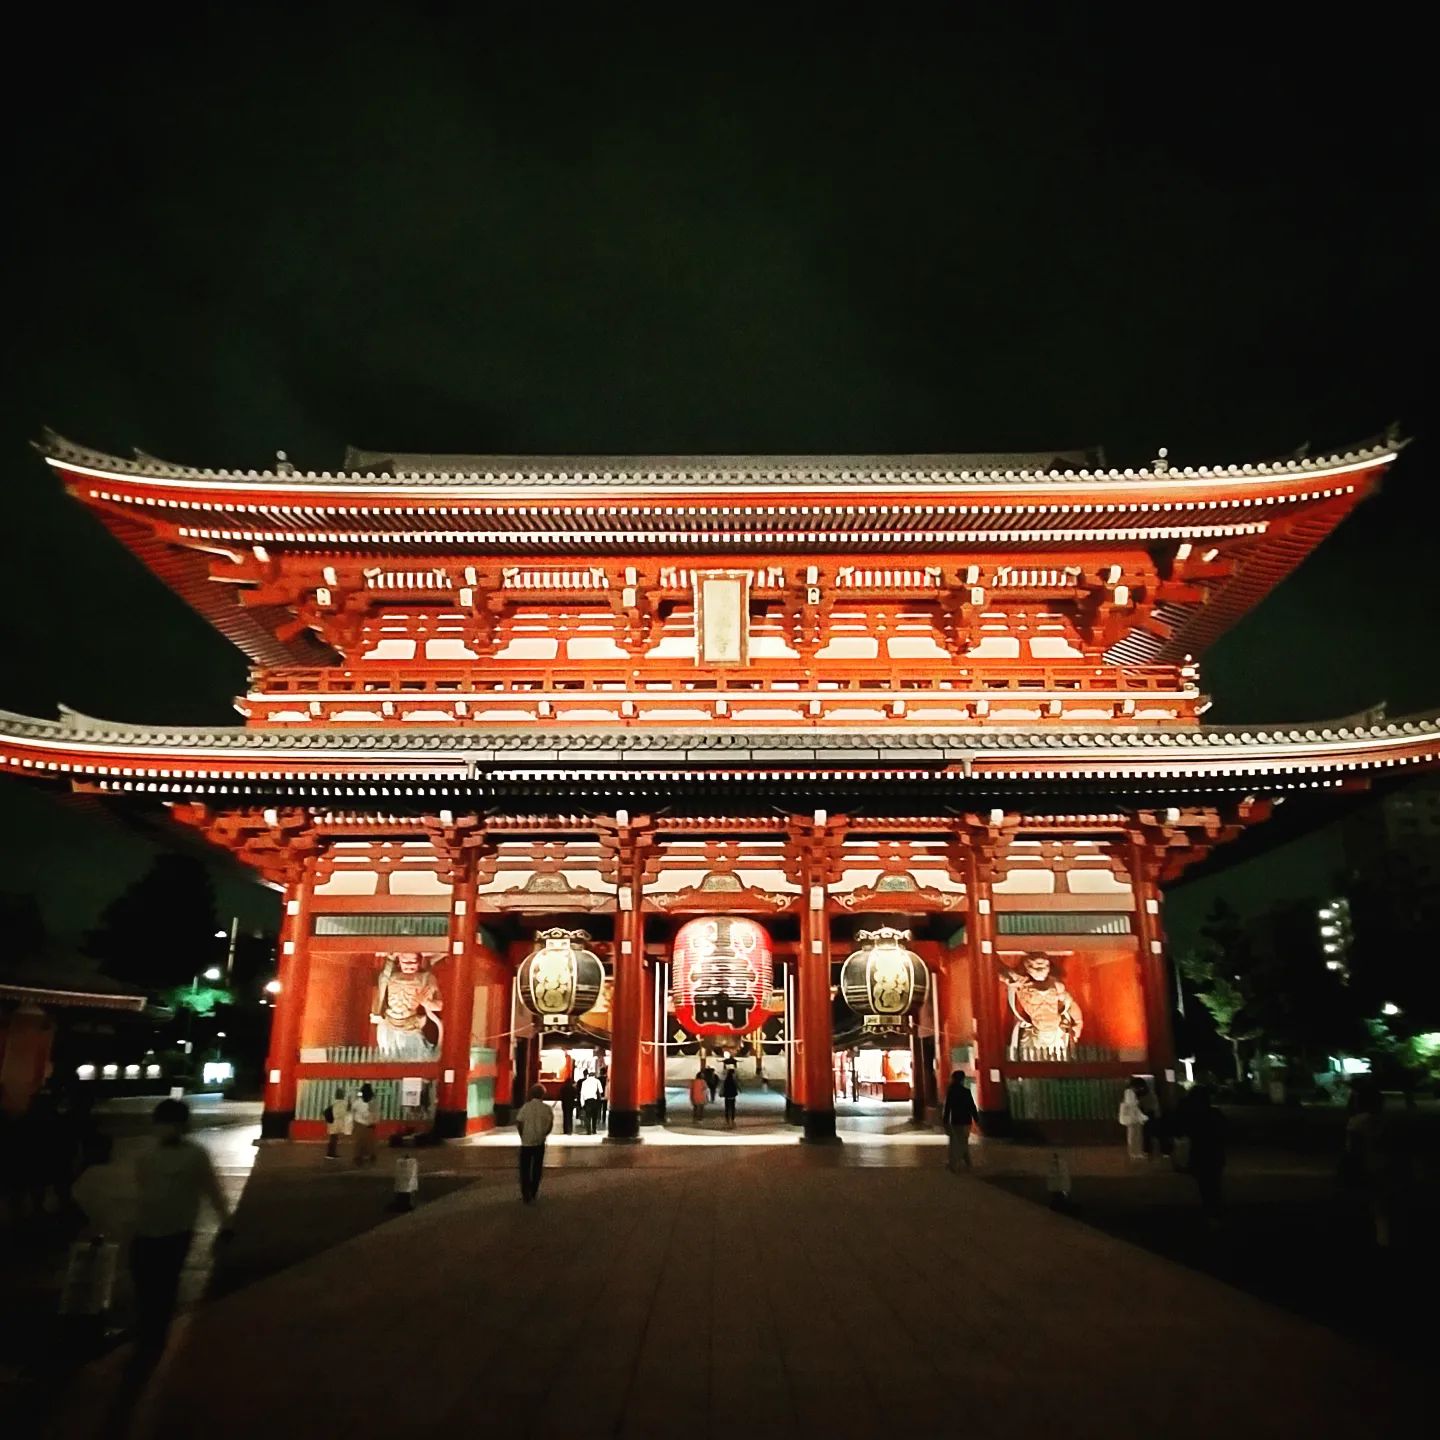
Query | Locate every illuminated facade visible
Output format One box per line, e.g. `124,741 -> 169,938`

4,432 -> 1438,1139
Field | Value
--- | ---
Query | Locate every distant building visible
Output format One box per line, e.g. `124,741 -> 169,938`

0,961 -> 149,1112
1341,775 -> 1440,922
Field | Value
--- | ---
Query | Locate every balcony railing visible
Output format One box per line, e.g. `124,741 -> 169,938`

243,660 -> 1200,726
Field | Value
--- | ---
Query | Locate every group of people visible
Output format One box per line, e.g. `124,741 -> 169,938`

689,1062 -> 740,1126
1117,1077 -> 1227,1221
321,1083 -> 379,1164
0,1082 -> 103,1223
556,1064 -> 608,1135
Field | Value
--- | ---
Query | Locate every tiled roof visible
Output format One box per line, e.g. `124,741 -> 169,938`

39,431 -> 1403,491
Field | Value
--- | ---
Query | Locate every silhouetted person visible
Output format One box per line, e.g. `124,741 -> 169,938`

722,1068 -> 739,1128
515,1084 -> 554,1203
1181,1085 -> 1227,1226
130,1099 -> 234,1365
1345,1082 -> 1407,1247
597,1061 -> 609,1125
704,1064 -> 720,1102
578,1071 -> 602,1134
0,1086 -> 23,1223
942,1071 -> 978,1172
559,1074 -> 578,1135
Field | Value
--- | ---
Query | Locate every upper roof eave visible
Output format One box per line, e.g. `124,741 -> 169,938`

37,430 -> 1406,498
3,704 -> 1437,763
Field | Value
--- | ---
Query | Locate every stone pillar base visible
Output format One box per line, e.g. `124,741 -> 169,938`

606,1108 -> 642,1142
260,1109 -> 294,1140
433,1108 -> 467,1139
801,1110 -> 841,1144
639,1102 -> 663,1126
493,1102 -> 514,1126
784,1099 -> 805,1125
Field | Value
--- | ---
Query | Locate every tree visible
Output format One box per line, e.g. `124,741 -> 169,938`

0,892 -> 47,963
1177,899 -> 1260,1082
84,853 -> 222,993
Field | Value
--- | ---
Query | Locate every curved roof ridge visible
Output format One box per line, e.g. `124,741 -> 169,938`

37,429 -> 1407,490
3,704 -> 1436,751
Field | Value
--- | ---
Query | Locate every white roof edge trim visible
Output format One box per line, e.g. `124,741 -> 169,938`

45,449 -> 1399,499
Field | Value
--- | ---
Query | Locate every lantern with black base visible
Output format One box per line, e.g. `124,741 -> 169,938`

840,927 -> 929,1032
517,928 -> 606,1027
672,917 -> 772,1039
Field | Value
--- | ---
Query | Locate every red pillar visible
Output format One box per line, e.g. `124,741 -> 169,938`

486,956 -> 516,1125
965,855 -> 1007,1129
1130,852 -> 1178,1094
800,884 -> 838,1143
638,959 -> 663,1124
607,822 -> 645,1140
262,863 -> 313,1139
784,958 -> 806,1124
436,862 -> 477,1138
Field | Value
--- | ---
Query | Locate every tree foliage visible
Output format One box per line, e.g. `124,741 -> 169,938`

84,853 -> 222,992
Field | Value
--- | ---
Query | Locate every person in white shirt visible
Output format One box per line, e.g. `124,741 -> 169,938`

579,1071 -> 603,1135
324,1087 -> 353,1160
131,1099 -> 234,1362
351,1084 -> 378,1166
514,1085 -> 555,1203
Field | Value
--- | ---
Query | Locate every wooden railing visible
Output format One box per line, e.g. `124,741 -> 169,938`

241,659 -> 1200,727
250,660 -> 1195,698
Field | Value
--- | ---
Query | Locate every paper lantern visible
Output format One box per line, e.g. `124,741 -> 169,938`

672,916 -> 772,1038
518,928 -> 605,1026
840,927 -> 929,1026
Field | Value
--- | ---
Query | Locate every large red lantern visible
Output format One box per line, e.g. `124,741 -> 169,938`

671,916 -> 772,1038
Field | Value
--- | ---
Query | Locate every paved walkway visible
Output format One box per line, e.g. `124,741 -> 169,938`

50,1141 -> 1417,1440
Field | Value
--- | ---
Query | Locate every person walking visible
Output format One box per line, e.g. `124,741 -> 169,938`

515,1084 -> 555,1203
690,1070 -> 709,1123
352,1083 -> 378,1166
558,1073 -> 578,1136
1182,1085 -> 1227,1227
1118,1081 -> 1147,1160
130,1099 -> 235,1364
1345,1082 -> 1406,1247
721,1068 -> 739,1128
942,1071 -> 978,1172
324,1087 -> 352,1160
597,1061 -> 609,1126
1135,1077 -> 1161,1158
704,1063 -> 720,1103
580,1071 -> 603,1135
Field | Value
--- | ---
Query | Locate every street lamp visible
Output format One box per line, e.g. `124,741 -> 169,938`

1381,1002 -> 1401,1017
203,966 -> 222,982
264,979 -> 283,996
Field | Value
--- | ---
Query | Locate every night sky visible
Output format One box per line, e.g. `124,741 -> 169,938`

2,7 -> 1434,944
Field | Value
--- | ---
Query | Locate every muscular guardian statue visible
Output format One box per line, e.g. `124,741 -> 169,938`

1001,952 -> 1082,1060
370,951 -> 444,1059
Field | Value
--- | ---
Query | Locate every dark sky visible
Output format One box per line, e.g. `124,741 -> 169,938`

2,6 -> 1435,943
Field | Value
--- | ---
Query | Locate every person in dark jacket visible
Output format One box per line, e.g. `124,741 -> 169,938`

942,1071 -> 979,1172
721,1068 -> 740,1128
558,1074 -> 578,1136
1180,1085 -> 1226,1226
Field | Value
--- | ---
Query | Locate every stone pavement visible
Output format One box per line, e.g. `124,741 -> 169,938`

50,1140 -> 1419,1440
